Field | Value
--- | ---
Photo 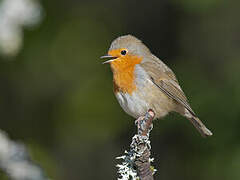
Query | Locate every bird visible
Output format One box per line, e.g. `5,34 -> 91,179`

101,35 -> 212,137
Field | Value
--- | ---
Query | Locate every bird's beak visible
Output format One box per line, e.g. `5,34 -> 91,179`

101,55 -> 118,64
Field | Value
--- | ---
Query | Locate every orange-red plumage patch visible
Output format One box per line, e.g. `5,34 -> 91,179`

108,49 -> 142,94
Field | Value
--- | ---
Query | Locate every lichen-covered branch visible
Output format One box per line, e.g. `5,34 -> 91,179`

0,130 -> 49,180
117,109 -> 156,180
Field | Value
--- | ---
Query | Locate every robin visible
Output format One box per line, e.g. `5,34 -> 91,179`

101,35 -> 212,137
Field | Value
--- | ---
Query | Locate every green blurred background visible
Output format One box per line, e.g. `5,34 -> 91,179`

0,0 -> 240,179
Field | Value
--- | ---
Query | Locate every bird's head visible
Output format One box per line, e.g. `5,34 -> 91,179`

101,35 -> 151,70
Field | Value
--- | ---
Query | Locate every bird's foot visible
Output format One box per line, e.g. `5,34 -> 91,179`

135,116 -> 145,128
135,109 -> 155,136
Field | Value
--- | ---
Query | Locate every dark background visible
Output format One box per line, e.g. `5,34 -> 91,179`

1,0 -> 240,179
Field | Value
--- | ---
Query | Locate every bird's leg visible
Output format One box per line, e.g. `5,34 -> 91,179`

135,109 -> 155,136
135,116 -> 145,130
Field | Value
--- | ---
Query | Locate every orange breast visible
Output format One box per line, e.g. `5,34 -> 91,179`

110,55 -> 142,94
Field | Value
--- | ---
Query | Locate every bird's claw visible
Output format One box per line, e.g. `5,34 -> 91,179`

135,116 -> 144,125
135,116 -> 145,131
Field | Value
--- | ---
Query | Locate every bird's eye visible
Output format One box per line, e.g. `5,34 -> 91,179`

121,50 -> 127,55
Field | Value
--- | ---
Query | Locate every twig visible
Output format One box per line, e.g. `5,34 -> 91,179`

116,109 -> 156,180
0,130 -> 50,180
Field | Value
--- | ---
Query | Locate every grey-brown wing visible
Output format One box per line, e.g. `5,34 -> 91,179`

140,59 -> 196,116
143,55 -> 179,83
152,78 -> 195,116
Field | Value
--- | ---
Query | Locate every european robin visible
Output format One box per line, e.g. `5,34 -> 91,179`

101,35 -> 212,137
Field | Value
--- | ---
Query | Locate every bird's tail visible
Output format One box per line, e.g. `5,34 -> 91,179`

187,115 -> 213,137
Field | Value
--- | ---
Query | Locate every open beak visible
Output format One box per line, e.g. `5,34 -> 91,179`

101,55 -> 118,64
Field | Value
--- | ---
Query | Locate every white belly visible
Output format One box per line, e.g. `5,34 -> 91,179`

115,91 -> 149,118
